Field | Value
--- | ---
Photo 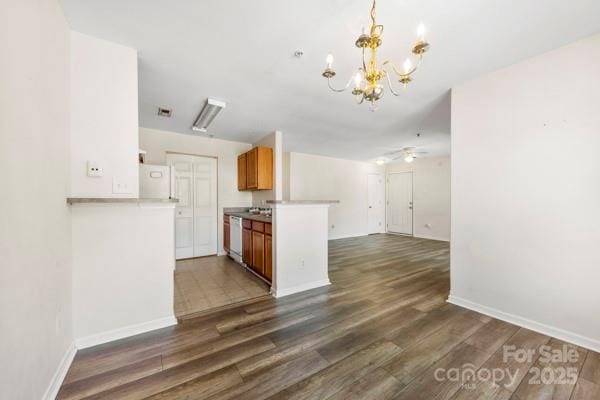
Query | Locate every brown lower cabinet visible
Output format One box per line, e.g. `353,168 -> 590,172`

242,228 -> 252,265
252,231 -> 264,275
224,219 -> 230,252
264,234 -> 272,281
233,215 -> 272,283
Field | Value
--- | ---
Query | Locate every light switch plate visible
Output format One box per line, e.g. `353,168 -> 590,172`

87,161 -> 103,177
112,178 -> 133,194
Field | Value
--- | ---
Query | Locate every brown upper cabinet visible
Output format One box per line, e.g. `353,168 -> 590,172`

237,153 -> 247,190
237,147 -> 273,191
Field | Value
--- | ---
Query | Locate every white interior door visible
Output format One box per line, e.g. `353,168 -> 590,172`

368,174 -> 385,234
387,172 -> 413,235
193,157 -> 217,257
167,153 -> 217,259
170,156 -> 194,259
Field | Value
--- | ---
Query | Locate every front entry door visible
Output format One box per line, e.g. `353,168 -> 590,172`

167,153 -> 217,259
387,172 -> 413,235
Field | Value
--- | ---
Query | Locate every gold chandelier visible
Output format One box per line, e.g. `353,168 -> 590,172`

322,0 -> 430,110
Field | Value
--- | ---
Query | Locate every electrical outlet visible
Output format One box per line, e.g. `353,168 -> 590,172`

299,259 -> 305,269
113,178 -> 133,194
87,161 -> 103,177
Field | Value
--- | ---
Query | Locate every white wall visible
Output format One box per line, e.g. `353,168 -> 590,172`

252,131 -> 283,205
70,31 -> 139,198
72,204 -> 176,347
68,30 -> 178,350
287,152 -> 384,239
282,151 -> 291,200
139,127 -> 253,254
273,204 -> 331,297
386,157 -> 451,241
450,34 -> 600,351
0,1 -> 73,398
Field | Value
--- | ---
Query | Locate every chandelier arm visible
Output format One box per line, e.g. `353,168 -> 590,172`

362,48 -> 367,71
327,76 -> 354,93
383,56 -> 423,78
384,71 -> 402,97
370,0 -> 377,26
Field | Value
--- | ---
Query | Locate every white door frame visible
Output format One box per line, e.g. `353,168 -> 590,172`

167,152 -> 219,259
386,172 -> 414,236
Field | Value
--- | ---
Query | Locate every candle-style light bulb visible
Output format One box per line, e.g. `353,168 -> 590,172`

326,53 -> 334,69
353,71 -> 362,87
403,58 -> 413,74
417,23 -> 426,42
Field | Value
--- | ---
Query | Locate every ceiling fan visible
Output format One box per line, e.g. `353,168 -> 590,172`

383,146 -> 428,163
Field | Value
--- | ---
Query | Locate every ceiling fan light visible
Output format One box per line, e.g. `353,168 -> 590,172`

404,155 -> 415,163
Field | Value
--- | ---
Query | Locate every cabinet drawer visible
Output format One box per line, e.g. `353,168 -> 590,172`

251,221 -> 264,232
242,219 -> 252,229
264,223 -> 272,235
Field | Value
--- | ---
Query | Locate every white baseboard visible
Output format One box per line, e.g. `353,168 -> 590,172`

43,342 -> 76,400
448,295 -> 600,353
328,232 -> 369,240
272,279 -> 331,298
75,316 -> 177,350
414,234 -> 450,242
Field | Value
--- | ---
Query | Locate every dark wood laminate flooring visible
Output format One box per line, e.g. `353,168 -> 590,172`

58,234 -> 600,399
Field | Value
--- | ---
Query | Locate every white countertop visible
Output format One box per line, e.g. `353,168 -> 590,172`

67,198 -> 179,205
265,200 -> 339,205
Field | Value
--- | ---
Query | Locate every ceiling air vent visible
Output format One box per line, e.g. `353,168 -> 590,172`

192,98 -> 226,133
157,107 -> 172,117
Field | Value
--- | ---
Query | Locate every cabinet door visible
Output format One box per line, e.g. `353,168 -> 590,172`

252,231 -> 264,275
264,234 -> 272,282
237,153 -> 247,191
256,147 -> 273,190
224,221 -> 230,252
246,148 -> 258,189
242,228 -> 253,265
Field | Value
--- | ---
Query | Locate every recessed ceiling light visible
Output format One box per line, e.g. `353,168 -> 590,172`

157,107 -> 172,117
375,159 -> 386,165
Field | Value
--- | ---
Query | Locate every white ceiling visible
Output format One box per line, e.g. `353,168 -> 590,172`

61,0 -> 600,161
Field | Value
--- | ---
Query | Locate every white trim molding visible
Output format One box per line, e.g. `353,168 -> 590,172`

272,279 -> 331,298
75,316 -> 177,349
414,234 -> 450,242
448,295 -> 600,353
43,342 -> 76,400
329,232 -> 370,241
